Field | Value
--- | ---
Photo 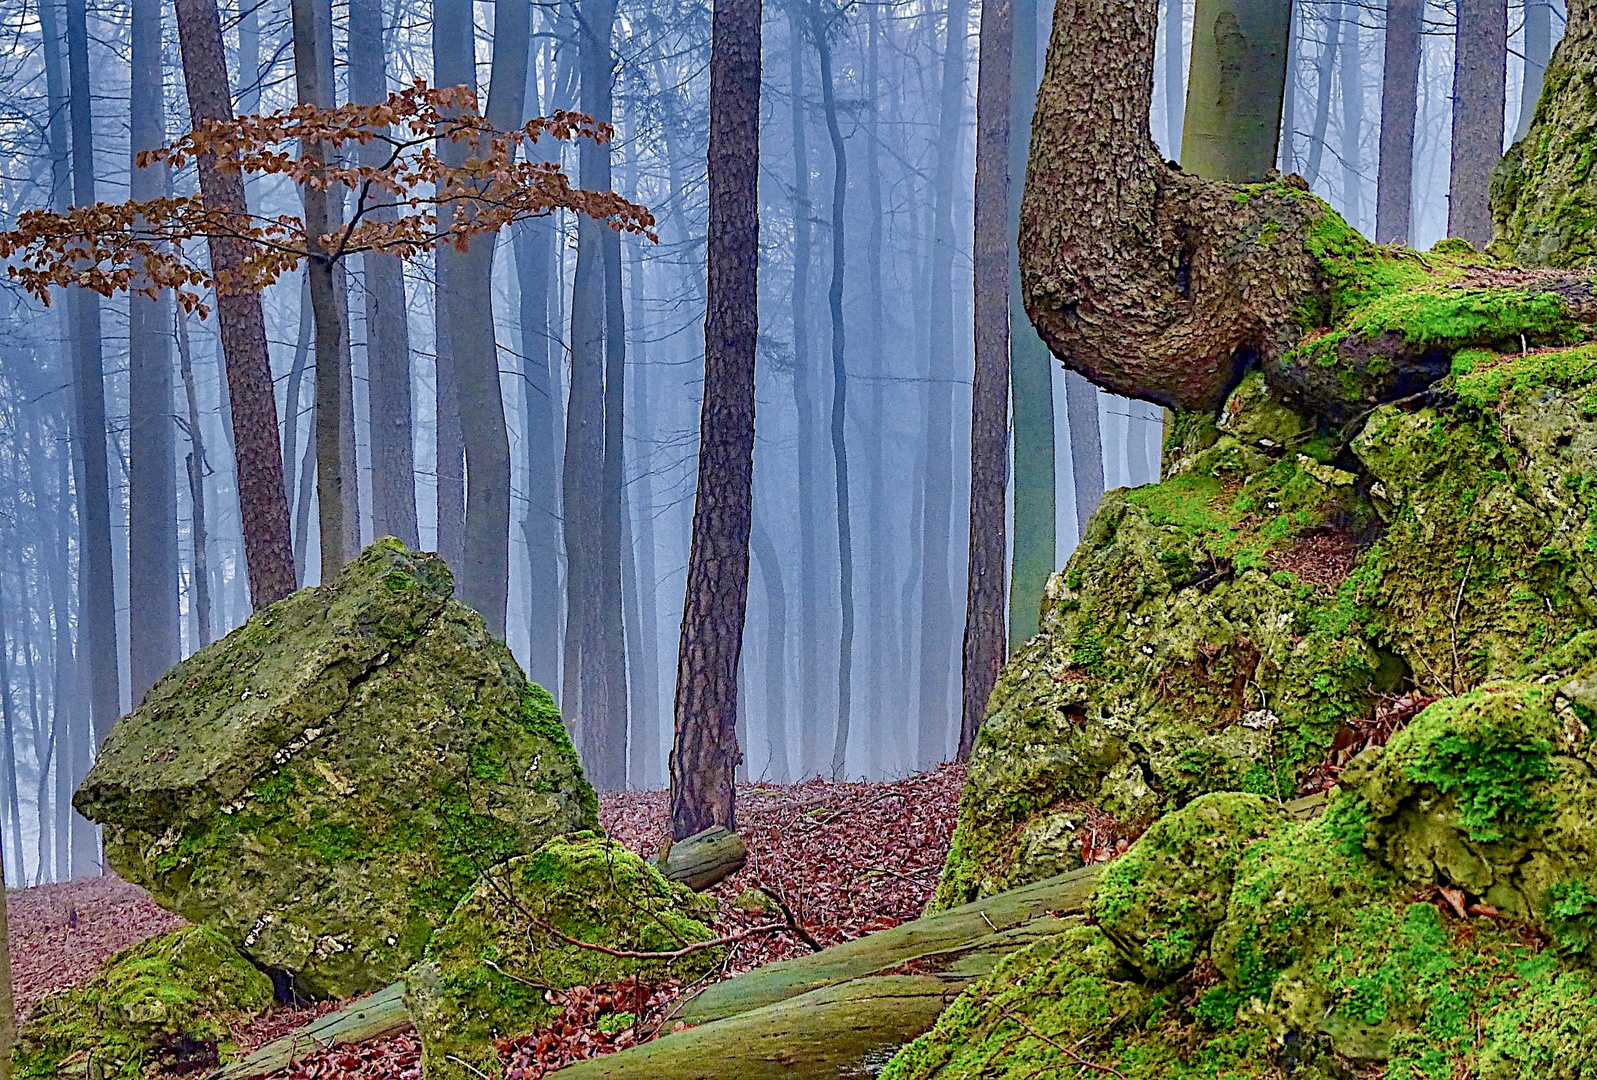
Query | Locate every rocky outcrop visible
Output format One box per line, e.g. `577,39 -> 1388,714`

75,540 -> 597,999
888,683 -> 1597,1076
406,833 -> 724,1080
16,927 -> 273,1079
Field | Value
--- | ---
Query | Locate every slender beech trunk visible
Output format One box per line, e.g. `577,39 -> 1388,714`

787,12 -> 823,775
237,0 -> 260,113
129,0 -> 180,700
750,513 -> 789,781
433,0 -> 470,573
65,0 -> 121,747
1163,0 -> 1185,157
1304,4 -> 1342,188
1516,0 -> 1553,140
177,312 -> 214,647
1280,7 -> 1298,172
864,4 -> 889,761
0,571 -> 26,879
291,0 -> 359,577
1063,372 -> 1104,538
919,0 -> 971,767
350,0 -> 420,549
1375,0 -> 1421,244
1182,0 -> 1294,182
1448,0 -> 1507,246
282,272 -> 312,574
1338,4 -> 1364,228
670,0 -> 761,838
963,0 -> 1013,760
1007,0 -> 1055,649
1,823 -> 13,1078
173,0 -> 298,608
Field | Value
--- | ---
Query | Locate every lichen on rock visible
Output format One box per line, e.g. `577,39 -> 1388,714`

14,926 -> 272,1079
405,833 -> 723,1080
74,540 -> 597,999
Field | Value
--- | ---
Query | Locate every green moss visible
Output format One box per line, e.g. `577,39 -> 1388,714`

406,834 -> 723,1080
15,928 -> 272,1080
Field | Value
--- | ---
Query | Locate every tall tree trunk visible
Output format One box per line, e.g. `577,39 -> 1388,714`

292,0 -> 360,577
1448,0 -> 1507,246
0,822 -> 14,1079
128,0 -> 180,701
439,0 -> 527,633
1064,372 -> 1104,538
1304,3 -> 1342,188
1516,0 -> 1553,140
282,272 -> 312,575
0,572 -> 27,881
787,11 -> 823,776
808,11 -> 853,779
919,0 -> 971,767
236,0 -> 260,113
963,0 -> 1013,761
66,0 -> 121,746
1007,0 -> 1055,649
173,0 -> 298,608
1279,5 -> 1298,172
433,1 -> 470,574
669,0 -> 761,837
750,512 -> 789,781
1163,0 -> 1185,158
349,0 -> 420,549
1338,5 -> 1364,227
863,3 -> 889,765
1182,0 -> 1294,181
177,311 -> 214,647
1375,0 -> 1421,244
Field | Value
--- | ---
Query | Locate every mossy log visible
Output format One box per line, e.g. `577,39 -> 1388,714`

1019,0 -> 1597,417
649,826 -> 747,890
213,982 -> 409,1080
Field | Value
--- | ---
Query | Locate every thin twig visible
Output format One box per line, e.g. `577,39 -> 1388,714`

998,1008 -> 1127,1079
757,885 -> 825,953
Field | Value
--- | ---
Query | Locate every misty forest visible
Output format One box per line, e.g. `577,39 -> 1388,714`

3,0 -> 1597,1073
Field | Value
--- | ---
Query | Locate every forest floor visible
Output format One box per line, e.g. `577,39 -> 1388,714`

7,762 -> 966,1079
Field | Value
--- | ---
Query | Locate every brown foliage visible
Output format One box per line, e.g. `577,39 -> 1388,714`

0,81 -> 654,314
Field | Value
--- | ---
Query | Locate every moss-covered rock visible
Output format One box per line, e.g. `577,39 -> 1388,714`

74,540 -> 597,999
931,387 -> 1392,911
406,833 -> 723,1080
1090,793 -> 1285,981
15,927 -> 272,1079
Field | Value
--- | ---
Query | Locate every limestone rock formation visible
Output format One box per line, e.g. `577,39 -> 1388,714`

15,927 -> 273,1079
75,540 -> 597,999
406,833 -> 724,1080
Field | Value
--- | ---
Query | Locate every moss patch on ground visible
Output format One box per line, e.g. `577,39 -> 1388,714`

15,927 -> 272,1079
405,833 -> 724,1080
76,540 -> 598,999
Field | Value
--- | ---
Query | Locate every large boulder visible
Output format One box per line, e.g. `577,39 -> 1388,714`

15,927 -> 273,1079
75,540 -> 597,999
406,833 -> 724,1080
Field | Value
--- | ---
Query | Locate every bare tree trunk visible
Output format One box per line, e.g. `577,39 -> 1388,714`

1516,0 -> 1553,140
1007,0 -> 1055,649
670,0 -> 761,838
787,12 -> 823,776
750,513 -> 788,781
1303,4 -> 1342,189
0,822 -> 14,1080
1064,372 -> 1104,539
177,311 -> 214,647
292,0 -> 360,577
128,0 -> 180,701
349,0 -> 420,549
432,0 -> 470,574
0,572 -> 27,880
919,0 -> 971,768
1181,0 -> 1294,182
963,0 -> 1012,761
236,0 -> 260,113
1448,0 -> 1507,246
1163,0 -> 1185,158
65,0 -> 121,749
864,4 -> 889,767
282,272 -> 312,576
173,0 -> 298,608
1338,5 -> 1364,227
1375,0 -> 1421,244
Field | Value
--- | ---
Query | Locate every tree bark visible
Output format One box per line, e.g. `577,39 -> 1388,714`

670,0 -> 760,837
349,0 -> 420,550
1007,0 -> 1056,650
292,0 -> 360,577
1375,0 -> 1421,244
919,0 -> 972,768
177,314 -> 214,648
750,513 -> 789,781
809,11 -> 854,779
1338,4 -> 1364,227
1516,0 -> 1554,140
433,0 -> 470,575
863,3 -> 891,758
1303,2 -> 1342,189
1180,0 -> 1293,182
173,0 -> 298,608
128,0 -> 180,700
1163,0 -> 1184,158
963,0 -> 1013,760
1449,0 -> 1507,247
65,0 -> 121,747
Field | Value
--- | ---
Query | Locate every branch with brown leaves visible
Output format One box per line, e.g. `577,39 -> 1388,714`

0,80 -> 654,315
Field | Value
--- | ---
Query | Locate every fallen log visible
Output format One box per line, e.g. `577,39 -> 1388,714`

215,982 -> 409,1080
649,826 -> 747,891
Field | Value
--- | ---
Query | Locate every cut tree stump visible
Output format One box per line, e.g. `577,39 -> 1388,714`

649,826 -> 748,890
